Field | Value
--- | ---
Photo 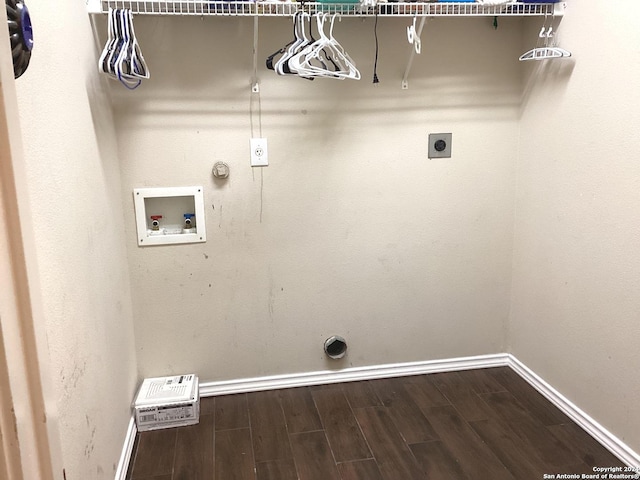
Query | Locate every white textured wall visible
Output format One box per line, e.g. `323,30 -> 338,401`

14,1 -> 138,478
113,16 -> 521,380
512,2 -> 640,453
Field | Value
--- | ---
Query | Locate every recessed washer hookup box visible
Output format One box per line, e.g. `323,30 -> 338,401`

134,374 -> 199,432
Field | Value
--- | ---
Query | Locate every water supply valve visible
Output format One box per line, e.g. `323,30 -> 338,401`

183,213 -> 196,234
149,215 -> 164,236
150,215 -> 163,230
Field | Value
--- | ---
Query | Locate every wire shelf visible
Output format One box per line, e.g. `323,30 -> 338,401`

86,0 -> 563,17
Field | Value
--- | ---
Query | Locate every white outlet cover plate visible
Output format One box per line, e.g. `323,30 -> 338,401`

250,138 -> 268,167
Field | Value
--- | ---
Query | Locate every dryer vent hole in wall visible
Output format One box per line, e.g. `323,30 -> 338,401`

324,336 -> 347,359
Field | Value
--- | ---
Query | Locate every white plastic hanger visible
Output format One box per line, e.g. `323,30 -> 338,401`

279,13 -> 359,81
519,23 -> 571,62
287,14 -> 328,77
407,16 -> 421,55
98,8 -> 117,76
115,9 -> 142,89
325,14 -> 360,80
309,14 -> 348,78
275,12 -> 309,76
127,10 -> 150,80
98,8 -> 149,88
291,14 -> 345,79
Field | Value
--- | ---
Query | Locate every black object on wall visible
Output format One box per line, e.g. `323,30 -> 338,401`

324,336 -> 348,360
6,0 -> 33,79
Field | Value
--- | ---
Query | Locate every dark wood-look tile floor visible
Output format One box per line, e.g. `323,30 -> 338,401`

126,367 -> 625,480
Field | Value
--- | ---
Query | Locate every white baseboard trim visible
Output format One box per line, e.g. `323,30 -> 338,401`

114,416 -> 137,480
199,353 -> 510,396
507,354 -> 640,468
116,352 -> 639,479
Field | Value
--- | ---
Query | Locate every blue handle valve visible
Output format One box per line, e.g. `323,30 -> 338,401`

183,213 -> 196,229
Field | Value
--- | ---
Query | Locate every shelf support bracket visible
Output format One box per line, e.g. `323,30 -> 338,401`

554,2 -> 567,17
86,0 -> 102,14
252,16 -> 260,93
401,16 -> 426,90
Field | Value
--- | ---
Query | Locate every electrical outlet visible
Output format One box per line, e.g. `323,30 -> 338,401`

250,138 -> 268,167
428,133 -> 452,159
